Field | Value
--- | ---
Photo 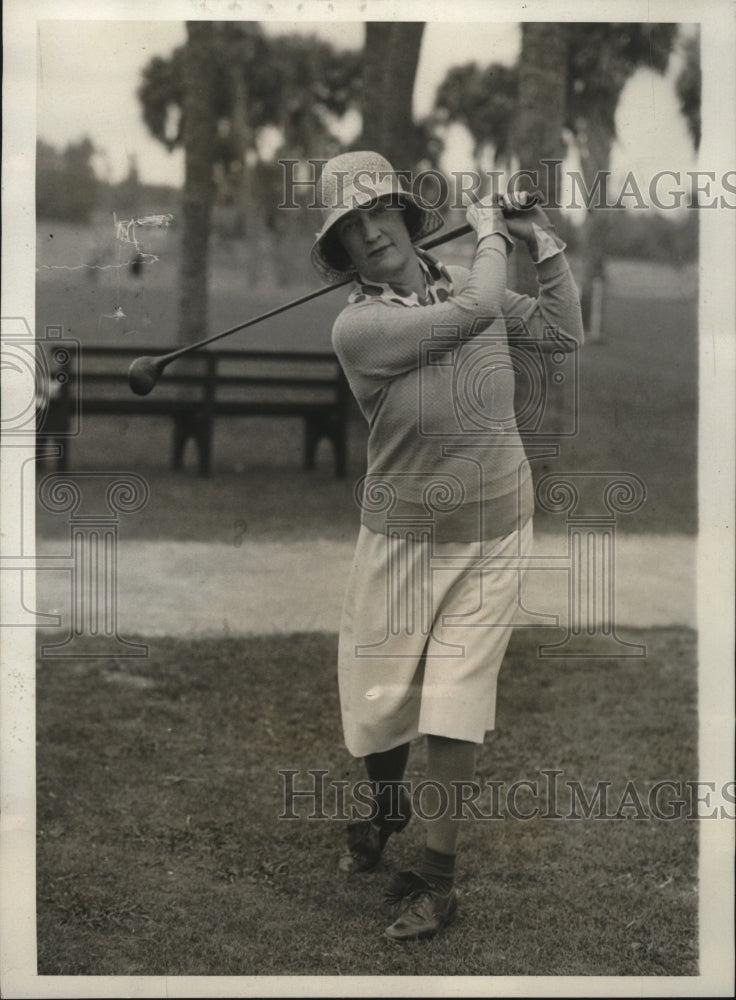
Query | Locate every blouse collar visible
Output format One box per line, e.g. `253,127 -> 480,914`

347,249 -> 454,307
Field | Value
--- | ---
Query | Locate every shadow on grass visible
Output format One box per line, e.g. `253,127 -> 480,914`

37,627 -> 698,977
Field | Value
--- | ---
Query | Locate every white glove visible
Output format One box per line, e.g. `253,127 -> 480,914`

465,197 -> 514,253
499,193 -> 566,263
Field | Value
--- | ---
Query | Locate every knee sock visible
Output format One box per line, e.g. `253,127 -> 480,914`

415,846 -> 456,893
425,735 -> 476,854
364,743 -> 410,825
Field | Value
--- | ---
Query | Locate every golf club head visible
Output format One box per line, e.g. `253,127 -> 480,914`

128,356 -> 163,396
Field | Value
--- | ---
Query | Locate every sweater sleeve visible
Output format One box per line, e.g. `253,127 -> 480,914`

332,234 -> 509,380
502,254 -> 584,352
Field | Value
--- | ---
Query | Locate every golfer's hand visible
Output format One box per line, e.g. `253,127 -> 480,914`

465,197 -> 514,253
498,192 -> 566,263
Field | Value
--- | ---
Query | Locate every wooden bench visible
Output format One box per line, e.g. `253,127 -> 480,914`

37,345 -> 350,478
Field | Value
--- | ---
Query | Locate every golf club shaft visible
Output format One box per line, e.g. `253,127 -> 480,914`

145,221 -> 474,370
129,192 -> 541,393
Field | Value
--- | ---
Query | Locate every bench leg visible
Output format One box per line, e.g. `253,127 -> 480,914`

172,417 -> 189,471
172,413 -> 213,476
333,422 -> 347,479
304,417 -> 319,471
57,439 -> 69,473
304,415 -> 348,478
36,437 -> 68,473
195,417 -> 213,477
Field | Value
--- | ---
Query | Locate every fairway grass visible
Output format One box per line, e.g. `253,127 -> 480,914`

37,627 -> 698,977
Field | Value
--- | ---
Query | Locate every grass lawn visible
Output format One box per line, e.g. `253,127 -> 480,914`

37,627 -> 698,977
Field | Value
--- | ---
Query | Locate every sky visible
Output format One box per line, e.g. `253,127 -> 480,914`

35,18 -> 698,199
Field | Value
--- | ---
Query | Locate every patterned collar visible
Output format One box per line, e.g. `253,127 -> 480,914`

347,249 -> 454,307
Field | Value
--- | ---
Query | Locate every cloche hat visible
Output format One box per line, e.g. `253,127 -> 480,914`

310,150 -> 445,283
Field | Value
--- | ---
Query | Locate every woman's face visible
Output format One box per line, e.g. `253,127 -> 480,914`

335,198 -> 414,283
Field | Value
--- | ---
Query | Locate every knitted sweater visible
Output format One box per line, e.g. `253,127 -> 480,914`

332,235 -> 584,542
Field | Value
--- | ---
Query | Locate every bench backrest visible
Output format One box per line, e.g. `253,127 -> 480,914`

42,345 -> 347,409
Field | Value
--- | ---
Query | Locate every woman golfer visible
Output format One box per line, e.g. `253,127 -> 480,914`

310,150 -> 583,941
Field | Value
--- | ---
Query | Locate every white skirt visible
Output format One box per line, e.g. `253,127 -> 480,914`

338,517 -> 534,756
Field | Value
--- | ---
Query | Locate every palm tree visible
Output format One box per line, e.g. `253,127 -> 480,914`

360,23 -> 426,170
513,23 -> 569,205
139,23 -> 364,305
431,23 -> 679,320
506,23 -> 570,443
564,23 -> 678,329
675,30 -> 701,152
511,22 -> 569,297
179,21 -> 217,347
433,61 -> 518,180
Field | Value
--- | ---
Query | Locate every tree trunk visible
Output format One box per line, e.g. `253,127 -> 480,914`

227,62 -> 252,239
512,22 -> 568,296
361,23 -> 425,170
511,23 -> 569,453
513,22 -> 568,202
179,21 -> 217,347
577,117 -> 613,336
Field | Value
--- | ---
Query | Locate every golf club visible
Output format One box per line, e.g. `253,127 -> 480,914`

128,193 -> 540,396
